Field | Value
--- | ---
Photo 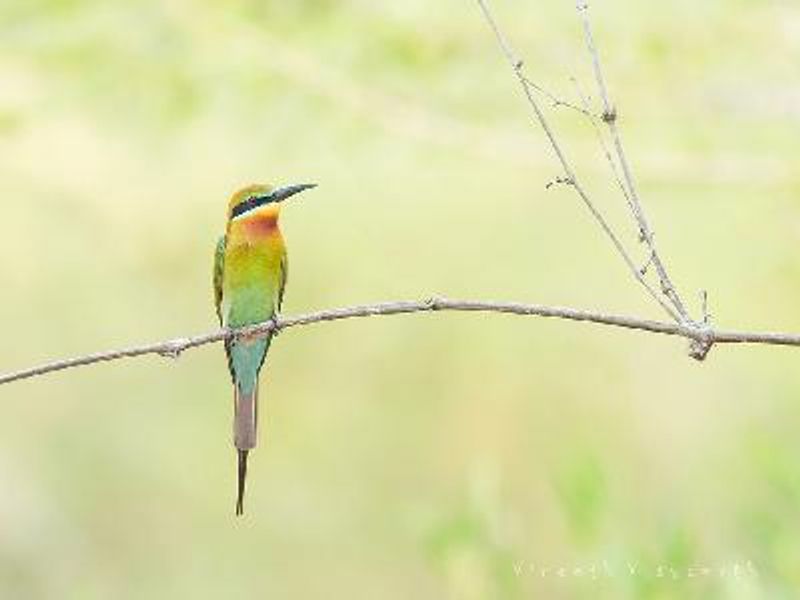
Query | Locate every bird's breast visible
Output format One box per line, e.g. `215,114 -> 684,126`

222,224 -> 285,328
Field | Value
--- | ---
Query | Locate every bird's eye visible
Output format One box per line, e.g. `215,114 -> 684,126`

231,195 -> 263,219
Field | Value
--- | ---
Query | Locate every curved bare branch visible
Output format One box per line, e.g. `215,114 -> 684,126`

2,297 -> 800,386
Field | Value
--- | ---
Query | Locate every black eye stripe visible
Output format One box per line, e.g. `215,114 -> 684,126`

231,195 -> 271,219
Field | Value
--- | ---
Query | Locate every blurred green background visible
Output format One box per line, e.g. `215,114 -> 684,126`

1,0 -> 799,597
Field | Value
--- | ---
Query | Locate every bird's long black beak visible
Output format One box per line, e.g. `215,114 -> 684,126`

269,183 -> 317,204
232,183 -> 316,219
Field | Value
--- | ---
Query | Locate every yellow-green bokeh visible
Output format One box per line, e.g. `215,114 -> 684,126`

1,0 -> 799,598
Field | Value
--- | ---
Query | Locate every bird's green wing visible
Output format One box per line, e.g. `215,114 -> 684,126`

213,235 -> 226,325
277,252 -> 288,312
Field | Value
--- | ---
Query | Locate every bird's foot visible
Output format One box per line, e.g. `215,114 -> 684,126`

270,316 -> 283,338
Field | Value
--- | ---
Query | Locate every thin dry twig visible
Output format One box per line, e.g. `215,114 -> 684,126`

475,0 -> 680,323
3,297 -> 800,386
576,0 -> 691,321
519,74 -> 594,117
570,77 -> 634,218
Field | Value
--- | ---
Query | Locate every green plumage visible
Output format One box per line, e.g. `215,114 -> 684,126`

214,234 -> 286,395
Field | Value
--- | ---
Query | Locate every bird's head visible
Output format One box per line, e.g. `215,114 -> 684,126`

226,182 -> 316,223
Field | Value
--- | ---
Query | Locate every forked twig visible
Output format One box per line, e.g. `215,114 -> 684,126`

475,0 -> 680,322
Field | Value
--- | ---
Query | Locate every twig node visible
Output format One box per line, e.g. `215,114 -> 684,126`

425,296 -> 445,310
601,107 -> 617,124
158,340 -> 185,360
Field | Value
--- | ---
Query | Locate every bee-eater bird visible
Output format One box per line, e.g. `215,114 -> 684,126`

214,182 -> 316,515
